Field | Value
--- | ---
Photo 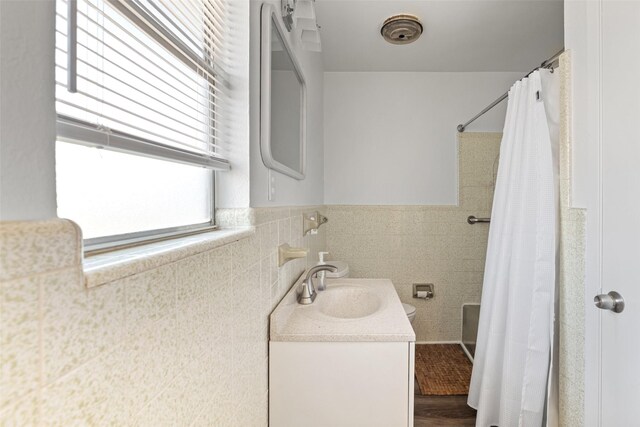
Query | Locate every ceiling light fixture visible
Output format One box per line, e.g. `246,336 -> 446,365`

380,14 -> 423,45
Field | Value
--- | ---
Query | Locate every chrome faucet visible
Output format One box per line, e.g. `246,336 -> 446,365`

298,264 -> 337,305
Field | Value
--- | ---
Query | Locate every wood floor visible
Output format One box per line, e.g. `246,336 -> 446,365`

414,394 -> 477,426
415,344 -> 472,396
413,346 -> 477,426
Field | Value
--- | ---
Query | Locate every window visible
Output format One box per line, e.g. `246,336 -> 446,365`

55,0 -> 230,251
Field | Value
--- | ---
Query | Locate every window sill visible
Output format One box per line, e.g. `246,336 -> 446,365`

83,227 -> 255,288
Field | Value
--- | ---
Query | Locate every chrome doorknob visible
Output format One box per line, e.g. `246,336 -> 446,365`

594,291 -> 625,313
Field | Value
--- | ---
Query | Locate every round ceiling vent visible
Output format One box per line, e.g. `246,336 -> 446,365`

380,14 -> 423,45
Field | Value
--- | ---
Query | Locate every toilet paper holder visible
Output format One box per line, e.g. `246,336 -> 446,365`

413,283 -> 434,300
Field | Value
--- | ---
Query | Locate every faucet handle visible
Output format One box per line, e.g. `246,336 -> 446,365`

298,278 -> 317,305
300,281 -> 313,298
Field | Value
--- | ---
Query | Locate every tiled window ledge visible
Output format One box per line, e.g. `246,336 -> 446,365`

83,227 -> 255,288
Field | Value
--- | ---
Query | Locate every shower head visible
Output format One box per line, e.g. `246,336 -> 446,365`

380,14 -> 423,45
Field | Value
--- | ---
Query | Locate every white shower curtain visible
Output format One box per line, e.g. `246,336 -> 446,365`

468,69 -> 560,427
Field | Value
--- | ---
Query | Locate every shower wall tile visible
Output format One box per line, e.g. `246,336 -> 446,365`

326,132 -> 501,342
558,52 -> 587,427
0,206 -> 326,426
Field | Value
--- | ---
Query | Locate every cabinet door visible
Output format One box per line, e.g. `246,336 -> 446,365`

270,341 -> 412,427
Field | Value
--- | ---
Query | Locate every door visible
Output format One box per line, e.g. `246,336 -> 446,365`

594,0 -> 640,424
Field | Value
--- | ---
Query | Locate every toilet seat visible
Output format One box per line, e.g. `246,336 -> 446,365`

402,303 -> 416,316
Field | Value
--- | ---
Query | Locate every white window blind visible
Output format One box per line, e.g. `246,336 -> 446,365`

55,0 -> 231,170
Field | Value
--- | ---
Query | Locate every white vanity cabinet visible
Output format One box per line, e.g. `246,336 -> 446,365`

269,278 -> 416,427
270,341 -> 415,427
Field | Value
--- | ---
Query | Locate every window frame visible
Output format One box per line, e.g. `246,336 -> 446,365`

57,0 -> 227,254
80,178 -> 216,255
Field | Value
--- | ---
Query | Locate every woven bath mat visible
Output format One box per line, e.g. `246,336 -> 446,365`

415,344 -> 473,396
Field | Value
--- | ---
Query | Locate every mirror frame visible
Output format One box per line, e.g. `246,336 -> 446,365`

260,3 -> 307,180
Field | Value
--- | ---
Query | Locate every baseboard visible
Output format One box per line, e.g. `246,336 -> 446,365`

415,340 -> 461,345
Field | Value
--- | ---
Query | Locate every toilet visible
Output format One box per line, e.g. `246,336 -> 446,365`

325,260 -> 416,324
403,303 -> 416,324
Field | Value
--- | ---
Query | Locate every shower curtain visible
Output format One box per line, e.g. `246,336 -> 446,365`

468,69 -> 560,427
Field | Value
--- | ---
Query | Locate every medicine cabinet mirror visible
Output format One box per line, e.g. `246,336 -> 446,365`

260,3 -> 307,180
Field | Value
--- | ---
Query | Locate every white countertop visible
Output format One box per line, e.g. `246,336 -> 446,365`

270,276 -> 416,342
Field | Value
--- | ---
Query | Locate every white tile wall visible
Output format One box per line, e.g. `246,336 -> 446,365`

0,206 -> 326,426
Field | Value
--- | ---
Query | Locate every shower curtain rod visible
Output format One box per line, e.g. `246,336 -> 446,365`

456,48 -> 565,133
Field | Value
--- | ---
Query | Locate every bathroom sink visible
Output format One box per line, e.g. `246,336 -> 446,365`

270,278 -> 415,342
317,285 -> 382,319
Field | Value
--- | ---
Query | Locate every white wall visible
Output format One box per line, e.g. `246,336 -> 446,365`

324,72 -> 522,205
564,0 -> 591,209
0,0 -> 57,220
249,0 -> 325,207
215,0 -> 251,209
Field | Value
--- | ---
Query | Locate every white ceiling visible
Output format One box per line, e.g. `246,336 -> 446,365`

314,0 -> 564,72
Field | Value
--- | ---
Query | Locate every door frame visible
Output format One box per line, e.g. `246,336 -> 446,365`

581,0 -> 605,425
